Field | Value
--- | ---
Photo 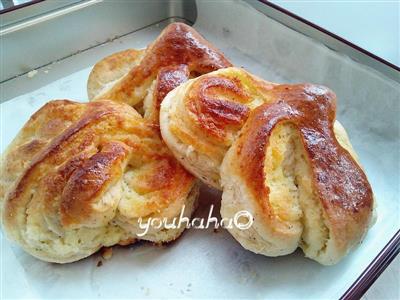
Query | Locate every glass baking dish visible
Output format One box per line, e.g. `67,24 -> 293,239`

1,1 -> 399,299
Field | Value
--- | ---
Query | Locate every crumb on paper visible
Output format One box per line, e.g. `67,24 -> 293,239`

96,260 -> 103,267
27,70 -> 38,78
101,247 -> 113,260
186,283 -> 192,292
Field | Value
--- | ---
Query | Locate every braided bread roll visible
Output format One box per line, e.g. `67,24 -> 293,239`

87,22 -> 232,123
160,67 -> 375,265
0,100 -> 198,263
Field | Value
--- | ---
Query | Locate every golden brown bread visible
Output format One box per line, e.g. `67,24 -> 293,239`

87,22 -> 233,123
87,49 -> 145,100
160,67 -> 375,265
0,100 -> 198,263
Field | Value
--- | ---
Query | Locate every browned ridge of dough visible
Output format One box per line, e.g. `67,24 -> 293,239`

153,65 -> 191,121
187,76 -> 252,139
60,141 -> 130,226
169,70 -> 277,163
233,84 -> 373,252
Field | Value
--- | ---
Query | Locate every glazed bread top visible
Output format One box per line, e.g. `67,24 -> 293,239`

160,67 -> 375,264
88,22 -> 233,123
0,100 -> 195,263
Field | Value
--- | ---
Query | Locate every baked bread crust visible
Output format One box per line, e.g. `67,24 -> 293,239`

87,22 -> 232,123
0,100 -> 198,263
160,67 -> 375,265
87,49 -> 145,100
